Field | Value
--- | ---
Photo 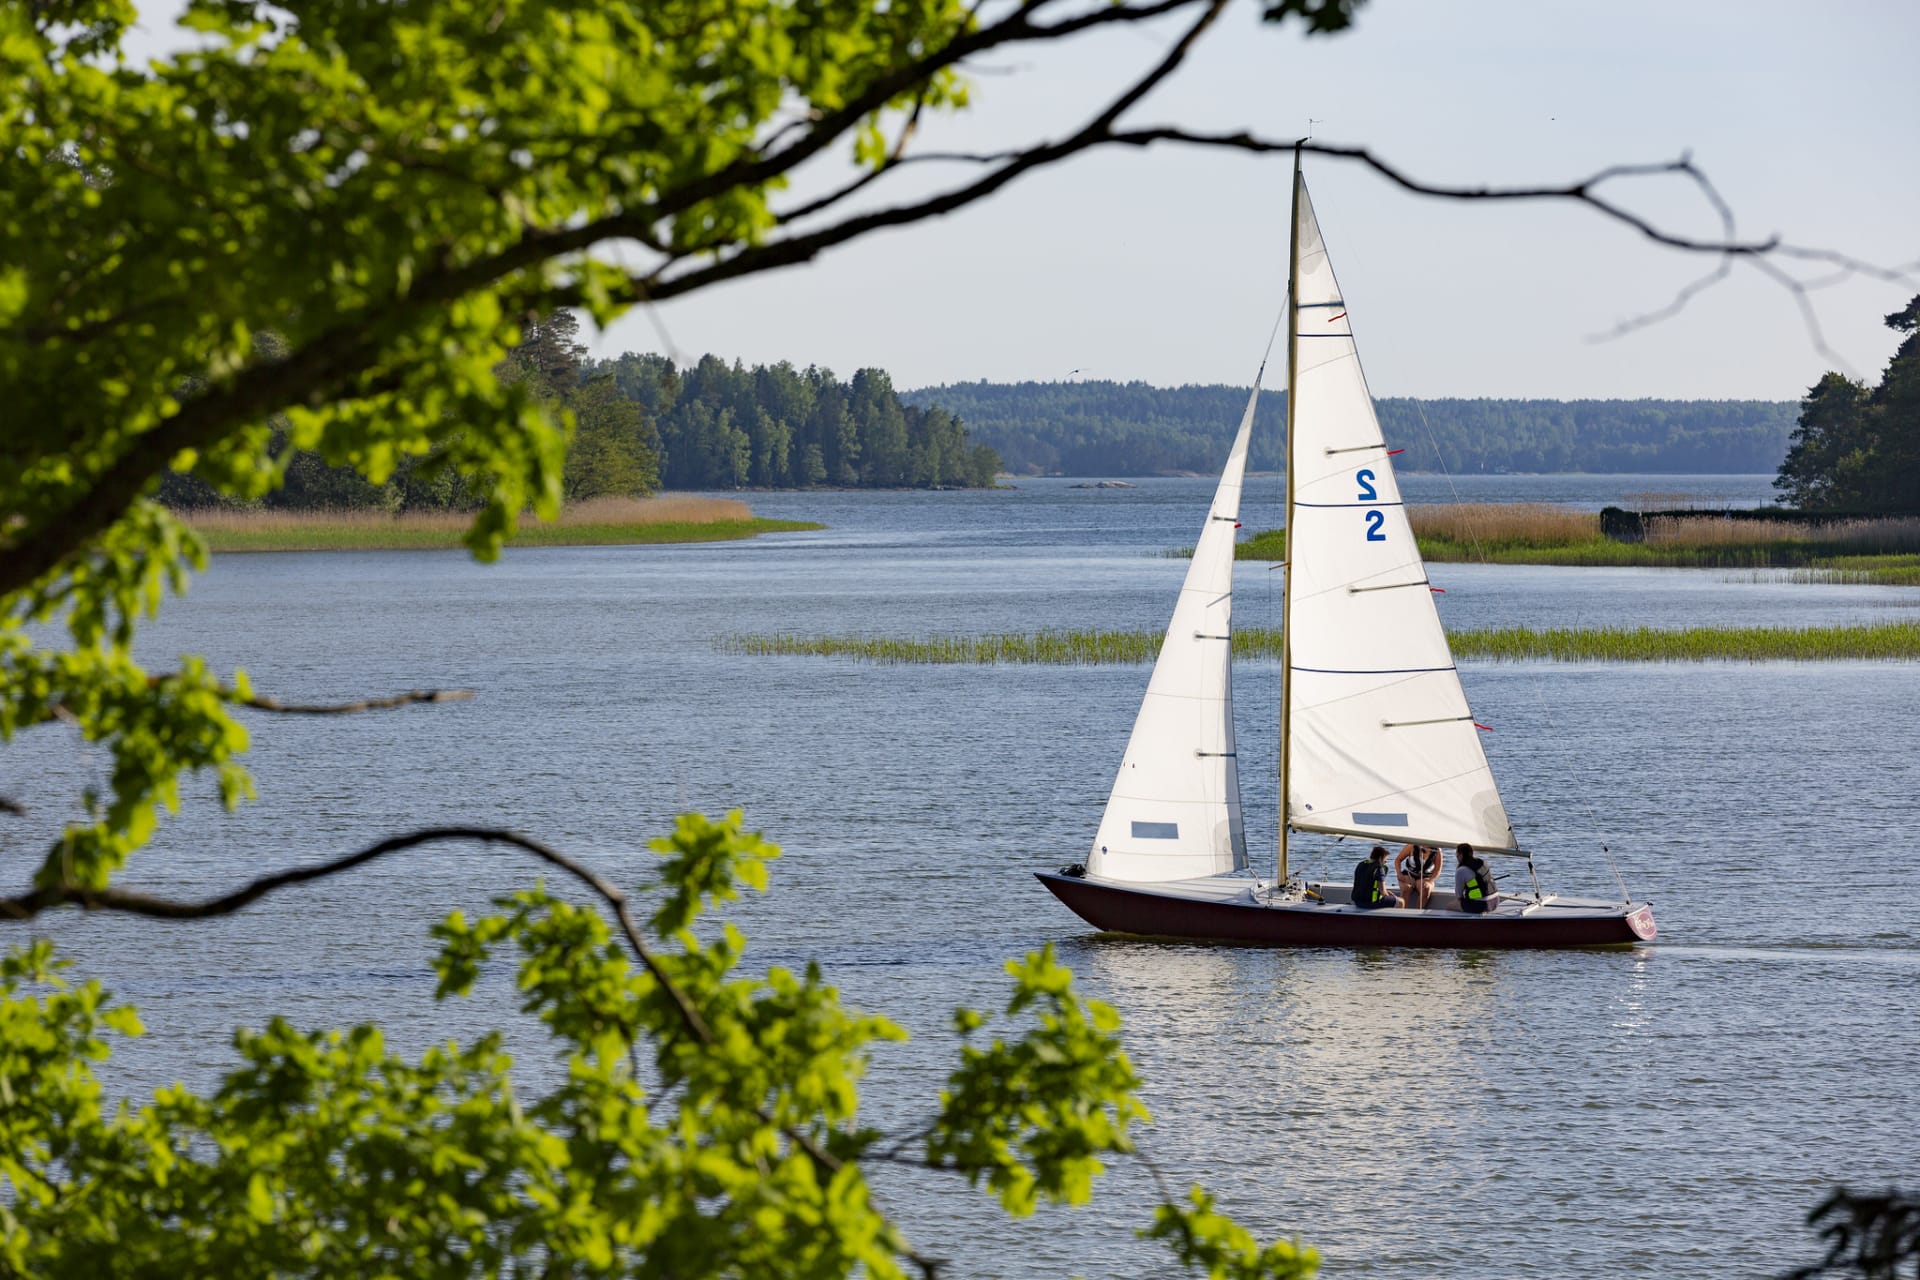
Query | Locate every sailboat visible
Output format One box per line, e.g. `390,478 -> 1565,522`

1037,163 -> 1657,948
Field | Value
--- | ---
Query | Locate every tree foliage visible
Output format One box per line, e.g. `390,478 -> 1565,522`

1775,296 -> 1920,513
1,0 -> 1891,1270
0,812 -> 1317,1278
503,311 -> 662,503
908,382 -> 1797,476
0,0 -> 1371,1271
599,355 -> 1000,490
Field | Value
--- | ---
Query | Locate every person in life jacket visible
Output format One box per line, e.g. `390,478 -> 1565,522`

1395,842 -> 1442,910
1351,846 -> 1401,910
1455,843 -> 1498,914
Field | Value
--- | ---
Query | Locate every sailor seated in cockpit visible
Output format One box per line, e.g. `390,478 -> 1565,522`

1350,846 -> 1402,910
1455,844 -> 1500,914
1396,842 -> 1442,909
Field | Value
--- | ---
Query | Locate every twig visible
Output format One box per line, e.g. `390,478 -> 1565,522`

641,4 -> 1233,304
1586,257 -> 1732,345
20,686 -> 475,732
0,823 -> 946,1275
0,825 -> 713,1044
1748,252 -> 1857,378
235,687 -> 474,715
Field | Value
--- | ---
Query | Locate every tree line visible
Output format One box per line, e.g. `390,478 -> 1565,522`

1775,295 -> 1920,513
159,322 -> 1004,511
594,351 -> 1001,490
904,381 -> 1798,475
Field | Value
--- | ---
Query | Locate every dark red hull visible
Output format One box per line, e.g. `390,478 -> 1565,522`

1036,872 -> 1654,949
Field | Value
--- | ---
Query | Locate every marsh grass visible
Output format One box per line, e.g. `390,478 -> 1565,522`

1409,503 -> 1598,548
1645,515 -> 1920,552
727,621 -> 1920,665
1447,621 -> 1920,662
1219,505 -> 1920,584
187,496 -> 821,552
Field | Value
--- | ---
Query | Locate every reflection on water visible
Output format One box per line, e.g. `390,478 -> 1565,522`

4,476 -> 1915,1279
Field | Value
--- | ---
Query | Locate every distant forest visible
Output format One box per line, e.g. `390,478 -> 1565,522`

158,349 -> 1795,514
594,353 -> 1000,490
904,381 -> 1797,475
159,331 -> 1004,512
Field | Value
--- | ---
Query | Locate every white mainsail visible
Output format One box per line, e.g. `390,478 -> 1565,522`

1283,173 -> 1518,853
1087,387 -> 1259,882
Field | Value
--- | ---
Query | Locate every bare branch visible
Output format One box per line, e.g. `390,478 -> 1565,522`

657,129 -> 1917,369
1586,257 -> 1733,345
1775,245 -> 1920,292
17,685 -> 474,733
0,825 -> 716,1044
235,687 -> 474,716
1747,252 -> 1858,378
645,4 -> 1232,303
1586,147 -> 1737,345
647,0 -> 1205,231
0,822 -> 946,1276
1102,135 -> 1782,256
775,81 -> 938,227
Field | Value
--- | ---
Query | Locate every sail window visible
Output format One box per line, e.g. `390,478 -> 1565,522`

1351,812 -> 1409,827
1131,821 -> 1180,840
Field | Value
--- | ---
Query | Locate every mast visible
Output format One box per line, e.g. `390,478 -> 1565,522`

1278,149 -> 1302,886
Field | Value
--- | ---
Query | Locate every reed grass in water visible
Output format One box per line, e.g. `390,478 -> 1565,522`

1221,507 -> 1920,585
727,621 -> 1920,665
188,496 -> 821,552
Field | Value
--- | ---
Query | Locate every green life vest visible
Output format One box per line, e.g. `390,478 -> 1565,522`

1352,859 -> 1385,906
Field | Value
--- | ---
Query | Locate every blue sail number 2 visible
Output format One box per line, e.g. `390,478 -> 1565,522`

1356,469 -> 1386,541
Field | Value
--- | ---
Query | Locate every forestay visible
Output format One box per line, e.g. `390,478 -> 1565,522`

1087,388 -> 1257,881
1283,173 -> 1518,853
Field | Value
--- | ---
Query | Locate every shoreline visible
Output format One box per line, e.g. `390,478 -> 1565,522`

175,495 -> 824,554
193,517 -> 823,554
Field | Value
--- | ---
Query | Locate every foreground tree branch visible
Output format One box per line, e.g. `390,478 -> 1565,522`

1786,1187 -> 1920,1280
0,825 -> 714,1044
6,0 -> 1909,621
0,818 -> 1139,1280
234,688 -> 475,716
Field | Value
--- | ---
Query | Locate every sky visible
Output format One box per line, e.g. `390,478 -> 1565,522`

593,0 -> 1920,399
123,0 -> 1920,400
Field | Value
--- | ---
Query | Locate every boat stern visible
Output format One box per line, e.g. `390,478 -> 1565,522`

1626,903 -> 1657,941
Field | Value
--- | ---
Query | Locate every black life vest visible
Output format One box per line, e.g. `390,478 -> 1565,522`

1352,859 -> 1385,906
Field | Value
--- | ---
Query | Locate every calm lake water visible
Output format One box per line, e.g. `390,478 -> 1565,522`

9,475 -> 1918,1278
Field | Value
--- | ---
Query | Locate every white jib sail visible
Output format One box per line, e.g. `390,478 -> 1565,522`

1284,174 -> 1518,853
1088,387 -> 1258,882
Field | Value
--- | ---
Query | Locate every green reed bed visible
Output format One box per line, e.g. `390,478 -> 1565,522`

724,629 -> 1167,665
1449,621 -> 1920,662
727,621 -> 1920,665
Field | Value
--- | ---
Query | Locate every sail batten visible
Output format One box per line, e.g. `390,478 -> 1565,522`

1281,171 -> 1517,855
